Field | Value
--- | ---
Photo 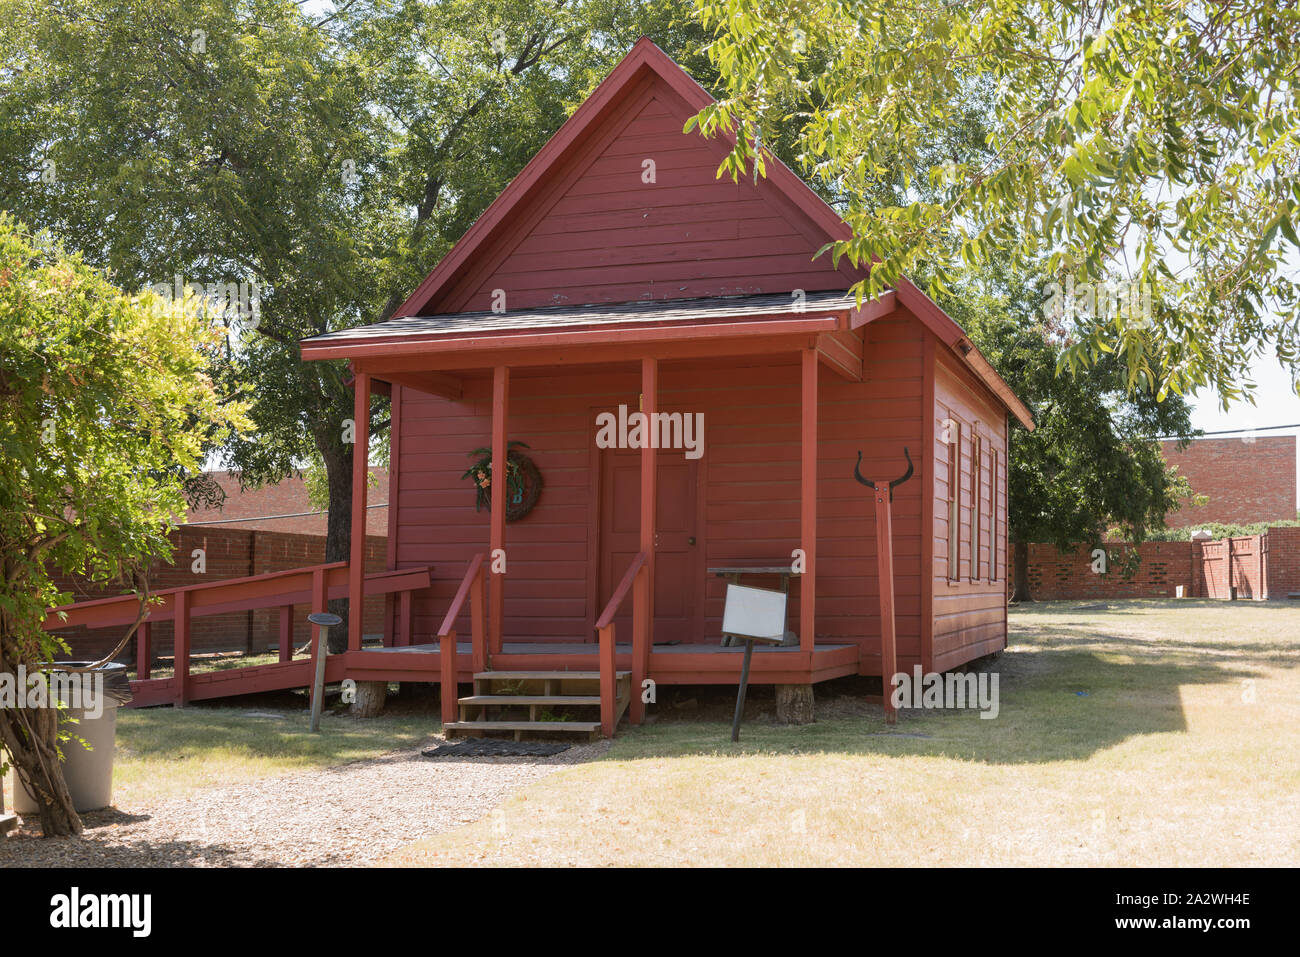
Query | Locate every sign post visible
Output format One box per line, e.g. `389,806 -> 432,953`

307,612 -> 342,732
721,584 -> 787,741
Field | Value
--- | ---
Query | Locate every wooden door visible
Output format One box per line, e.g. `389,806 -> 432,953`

599,448 -> 701,643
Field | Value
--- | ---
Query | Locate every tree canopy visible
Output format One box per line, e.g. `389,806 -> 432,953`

0,212 -> 244,835
940,261 -> 1196,597
0,0 -> 708,644
690,0 -> 1300,406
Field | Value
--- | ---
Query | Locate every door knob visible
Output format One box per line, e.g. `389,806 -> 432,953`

688,536 -> 696,546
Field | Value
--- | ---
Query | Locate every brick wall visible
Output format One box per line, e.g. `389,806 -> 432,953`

186,469 -> 390,536
1027,541 -> 1195,599
1161,436 -> 1296,526
246,531 -> 387,649
48,528 -> 387,662
1266,526 -> 1300,599
1027,526 -> 1298,600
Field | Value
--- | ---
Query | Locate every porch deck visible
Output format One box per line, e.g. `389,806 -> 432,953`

345,639 -> 861,687
122,638 -> 862,709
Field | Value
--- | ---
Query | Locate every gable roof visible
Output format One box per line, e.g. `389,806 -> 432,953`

335,38 -> 1033,430
394,37 -> 863,318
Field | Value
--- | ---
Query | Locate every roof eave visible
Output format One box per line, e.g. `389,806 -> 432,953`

894,278 -> 1035,431
300,311 -> 845,363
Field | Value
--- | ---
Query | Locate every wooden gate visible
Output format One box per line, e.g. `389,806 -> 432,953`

1198,535 -> 1266,600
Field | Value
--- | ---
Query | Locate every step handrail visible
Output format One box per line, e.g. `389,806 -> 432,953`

595,551 -> 646,630
593,550 -> 647,737
439,553 -> 487,726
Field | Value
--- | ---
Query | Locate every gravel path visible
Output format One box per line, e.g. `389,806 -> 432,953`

0,739 -> 609,867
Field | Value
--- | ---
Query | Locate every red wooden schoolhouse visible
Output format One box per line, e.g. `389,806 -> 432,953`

48,39 -> 1032,737
297,38 -> 1033,736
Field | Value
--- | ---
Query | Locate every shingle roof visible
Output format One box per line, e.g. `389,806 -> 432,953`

303,290 -> 855,346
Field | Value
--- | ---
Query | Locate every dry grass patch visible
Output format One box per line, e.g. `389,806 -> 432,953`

382,600 -> 1300,867
3,703 -> 437,809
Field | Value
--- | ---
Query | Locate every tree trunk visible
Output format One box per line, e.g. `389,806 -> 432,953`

0,640 -> 82,836
320,441 -> 354,654
1011,539 -> 1033,603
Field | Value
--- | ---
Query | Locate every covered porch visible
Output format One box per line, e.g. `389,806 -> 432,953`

303,290 -> 900,736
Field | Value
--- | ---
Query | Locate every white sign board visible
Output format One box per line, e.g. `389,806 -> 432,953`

721,583 -> 788,644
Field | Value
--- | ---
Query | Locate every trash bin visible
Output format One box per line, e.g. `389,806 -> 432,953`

13,661 -> 132,814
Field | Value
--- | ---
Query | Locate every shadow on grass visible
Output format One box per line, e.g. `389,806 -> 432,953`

1011,619 -> 1300,661
606,634 -> 1270,766
0,830 -> 284,868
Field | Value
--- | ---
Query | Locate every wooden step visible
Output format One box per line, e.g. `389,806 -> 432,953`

458,694 -> 601,706
444,720 -> 601,734
474,670 -> 629,681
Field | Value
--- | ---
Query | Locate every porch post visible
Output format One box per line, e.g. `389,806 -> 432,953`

799,347 -> 818,654
631,357 -> 657,724
490,365 -> 510,655
137,619 -> 152,680
173,590 -> 190,708
348,372 -> 370,652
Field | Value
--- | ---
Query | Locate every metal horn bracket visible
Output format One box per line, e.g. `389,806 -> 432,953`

853,447 -> 914,502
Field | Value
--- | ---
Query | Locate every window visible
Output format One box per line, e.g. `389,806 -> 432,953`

947,424 -> 960,579
990,451 -> 999,582
971,432 -> 981,582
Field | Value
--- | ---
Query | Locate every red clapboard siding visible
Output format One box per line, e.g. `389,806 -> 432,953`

436,86 -> 862,313
390,313 -> 928,669
931,344 -> 1011,669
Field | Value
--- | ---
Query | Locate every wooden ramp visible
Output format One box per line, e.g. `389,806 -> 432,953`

44,562 -> 433,709
127,657 -> 348,708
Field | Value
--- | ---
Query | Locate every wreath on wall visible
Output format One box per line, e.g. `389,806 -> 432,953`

462,440 -> 543,521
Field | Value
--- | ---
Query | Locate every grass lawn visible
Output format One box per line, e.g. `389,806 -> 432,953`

382,599 -> 1300,866
3,701 -> 437,808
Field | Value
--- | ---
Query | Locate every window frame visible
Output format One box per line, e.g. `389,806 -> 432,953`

970,430 -> 982,583
990,449 -> 999,582
946,422 -> 961,581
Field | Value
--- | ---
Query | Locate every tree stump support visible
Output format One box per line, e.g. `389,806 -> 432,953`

775,684 -> 814,724
349,680 -> 388,718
